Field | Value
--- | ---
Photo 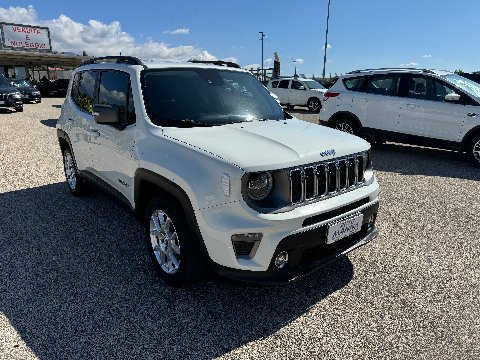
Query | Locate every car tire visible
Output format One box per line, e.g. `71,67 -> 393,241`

15,106 -> 23,112
62,147 -> 86,196
307,97 -> 321,113
332,118 -> 360,136
286,104 -> 295,110
145,197 -> 205,287
466,133 -> 480,167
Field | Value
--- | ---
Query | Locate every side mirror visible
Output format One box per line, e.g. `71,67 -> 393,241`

445,93 -> 460,102
93,104 -> 121,125
298,86 -> 306,90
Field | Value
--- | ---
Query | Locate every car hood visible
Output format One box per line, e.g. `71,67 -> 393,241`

16,86 -> 38,93
0,85 -> 17,93
162,118 -> 370,171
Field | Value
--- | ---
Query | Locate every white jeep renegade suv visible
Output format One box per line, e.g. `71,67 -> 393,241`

57,57 -> 380,286
320,68 -> 480,166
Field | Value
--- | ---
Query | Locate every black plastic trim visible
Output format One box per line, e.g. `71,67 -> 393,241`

211,202 -> 379,284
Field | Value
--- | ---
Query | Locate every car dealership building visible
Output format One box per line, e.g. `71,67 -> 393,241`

0,22 -> 90,81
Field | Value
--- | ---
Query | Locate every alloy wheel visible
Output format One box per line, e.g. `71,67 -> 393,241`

149,210 -> 181,274
335,122 -> 354,134
63,150 -> 77,190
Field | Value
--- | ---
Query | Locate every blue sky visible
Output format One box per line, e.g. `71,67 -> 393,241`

1,1 -> 479,77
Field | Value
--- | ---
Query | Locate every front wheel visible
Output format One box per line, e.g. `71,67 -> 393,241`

286,104 -> 295,110
332,118 -> 360,136
307,97 -> 321,112
466,133 -> 480,167
146,197 -> 205,287
15,106 -> 23,112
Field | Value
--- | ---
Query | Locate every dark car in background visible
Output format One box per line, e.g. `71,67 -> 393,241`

35,78 -> 69,97
11,79 -> 42,103
0,75 -> 23,112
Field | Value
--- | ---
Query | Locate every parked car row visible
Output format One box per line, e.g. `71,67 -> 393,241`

319,68 -> 480,167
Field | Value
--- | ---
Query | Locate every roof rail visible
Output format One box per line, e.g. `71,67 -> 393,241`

188,60 -> 241,68
81,56 -> 145,66
346,68 -> 434,74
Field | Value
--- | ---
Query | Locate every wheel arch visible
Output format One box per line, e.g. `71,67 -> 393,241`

461,125 -> 480,150
328,111 -> 363,132
134,168 -> 208,256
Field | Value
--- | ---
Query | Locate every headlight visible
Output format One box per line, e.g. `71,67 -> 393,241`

246,172 -> 273,200
32,91 -> 40,95
13,92 -> 22,98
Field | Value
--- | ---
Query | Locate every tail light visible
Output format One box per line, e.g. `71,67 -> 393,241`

323,92 -> 340,101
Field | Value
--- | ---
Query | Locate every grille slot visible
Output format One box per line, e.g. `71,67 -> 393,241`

289,152 -> 367,206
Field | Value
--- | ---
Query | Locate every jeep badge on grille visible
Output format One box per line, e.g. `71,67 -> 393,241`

320,149 -> 336,157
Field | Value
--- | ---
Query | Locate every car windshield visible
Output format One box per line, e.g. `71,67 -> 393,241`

303,80 -> 325,90
12,80 -> 32,87
0,75 -> 13,87
141,68 -> 285,127
441,74 -> 480,99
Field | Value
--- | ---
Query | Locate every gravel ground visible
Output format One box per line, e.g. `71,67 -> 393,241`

0,99 -> 479,359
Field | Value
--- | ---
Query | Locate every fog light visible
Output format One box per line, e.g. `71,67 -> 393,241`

275,251 -> 289,269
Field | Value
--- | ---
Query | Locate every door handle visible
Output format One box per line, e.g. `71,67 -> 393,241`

467,113 -> 478,117
405,104 -> 420,108
66,117 -> 74,123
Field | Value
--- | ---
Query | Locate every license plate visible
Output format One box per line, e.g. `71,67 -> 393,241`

326,213 -> 364,244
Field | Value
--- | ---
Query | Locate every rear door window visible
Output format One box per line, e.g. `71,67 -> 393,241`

343,77 -> 366,92
278,80 -> 290,89
72,70 -> 97,113
366,75 -> 401,96
291,80 -> 304,90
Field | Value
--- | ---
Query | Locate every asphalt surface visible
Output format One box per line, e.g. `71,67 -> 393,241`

0,100 -> 479,359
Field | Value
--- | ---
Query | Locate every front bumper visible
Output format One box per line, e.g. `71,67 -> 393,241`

211,201 -> 379,284
0,98 -> 22,108
22,93 -> 41,102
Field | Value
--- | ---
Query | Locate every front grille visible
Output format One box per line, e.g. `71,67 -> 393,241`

289,152 -> 367,205
0,93 -> 12,100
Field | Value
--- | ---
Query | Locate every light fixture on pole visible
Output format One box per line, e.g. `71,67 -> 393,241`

322,0 -> 331,81
259,31 -> 265,81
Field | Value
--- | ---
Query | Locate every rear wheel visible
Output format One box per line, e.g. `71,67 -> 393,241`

466,133 -> 480,167
62,147 -> 86,196
307,97 -> 321,112
146,197 -> 205,287
332,118 -> 360,136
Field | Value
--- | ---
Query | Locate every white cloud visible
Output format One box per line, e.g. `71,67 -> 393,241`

422,54 -> 432,58
293,58 -> 304,65
322,44 -> 332,50
163,28 -> 190,35
222,56 -> 238,63
400,62 -> 419,66
264,58 -> 273,65
0,6 -> 217,62
242,63 -> 260,70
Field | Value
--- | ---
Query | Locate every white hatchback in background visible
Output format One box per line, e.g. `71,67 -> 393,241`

320,68 -> 480,166
267,77 -> 327,112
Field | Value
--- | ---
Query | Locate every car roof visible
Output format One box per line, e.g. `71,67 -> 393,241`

76,56 -> 249,74
341,68 -> 453,77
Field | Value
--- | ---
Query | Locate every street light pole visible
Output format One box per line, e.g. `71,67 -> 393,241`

322,0 -> 331,81
259,31 -> 265,81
